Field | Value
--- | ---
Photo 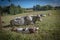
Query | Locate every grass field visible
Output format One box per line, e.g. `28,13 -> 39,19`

0,10 -> 60,40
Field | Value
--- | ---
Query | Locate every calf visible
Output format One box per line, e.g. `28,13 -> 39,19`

11,27 -> 39,34
40,14 -> 46,17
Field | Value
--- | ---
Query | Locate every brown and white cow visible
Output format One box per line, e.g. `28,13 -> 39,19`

11,27 -> 39,34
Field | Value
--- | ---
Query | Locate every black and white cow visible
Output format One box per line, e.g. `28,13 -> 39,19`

10,17 -> 25,26
10,15 -> 42,26
23,15 -> 42,25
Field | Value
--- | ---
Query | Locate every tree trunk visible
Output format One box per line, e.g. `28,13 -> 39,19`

0,11 -> 2,30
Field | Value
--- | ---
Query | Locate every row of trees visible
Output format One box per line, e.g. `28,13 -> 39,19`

9,4 -> 23,15
33,5 -> 60,11
0,4 -> 60,16
0,4 -> 23,16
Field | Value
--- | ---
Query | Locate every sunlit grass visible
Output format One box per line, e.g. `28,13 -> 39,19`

1,10 -> 60,40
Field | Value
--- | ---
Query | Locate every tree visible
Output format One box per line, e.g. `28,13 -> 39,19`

1,0 -> 11,2
36,5 -> 41,10
45,5 -> 52,10
18,5 -> 21,8
9,4 -> 16,15
33,5 -> 41,11
9,4 -> 23,15
33,6 -> 36,11
33,5 -> 53,11
41,6 -> 47,10
54,6 -> 60,10
17,5 -> 23,13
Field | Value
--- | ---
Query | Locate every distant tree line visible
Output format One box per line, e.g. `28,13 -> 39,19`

0,4 -> 60,16
0,0 -> 60,16
33,5 -> 60,11
9,4 -> 23,15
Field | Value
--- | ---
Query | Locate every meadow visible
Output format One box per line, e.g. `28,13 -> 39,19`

0,10 -> 60,40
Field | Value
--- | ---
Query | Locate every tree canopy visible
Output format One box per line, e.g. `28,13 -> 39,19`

33,5 -> 54,11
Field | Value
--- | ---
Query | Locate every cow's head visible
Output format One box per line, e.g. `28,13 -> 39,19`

28,27 -> 39,33
36,15 -> 42,21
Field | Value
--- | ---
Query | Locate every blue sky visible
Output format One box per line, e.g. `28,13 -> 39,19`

0,0 -> 60,8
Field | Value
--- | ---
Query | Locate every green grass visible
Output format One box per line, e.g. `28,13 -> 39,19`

1,10 -> 60,40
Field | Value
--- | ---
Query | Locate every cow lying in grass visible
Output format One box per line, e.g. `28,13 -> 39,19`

24,15 -> 42,25
10,15 -> 42,26
40,14 -> 46,17
11,27 -> 39,34
30,15 -> 42,23
10,17 -> 25,26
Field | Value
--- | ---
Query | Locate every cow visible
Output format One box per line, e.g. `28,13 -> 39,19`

40,14 -> 46,17
11,27 -> 39,34
10,17 -> 25,26
25,27 -> 39,33
23,15 -> 42,25
24,15 -> 34,25
10,14 -> 42,26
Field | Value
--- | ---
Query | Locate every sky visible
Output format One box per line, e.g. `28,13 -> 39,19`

0,0 -> 60,8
